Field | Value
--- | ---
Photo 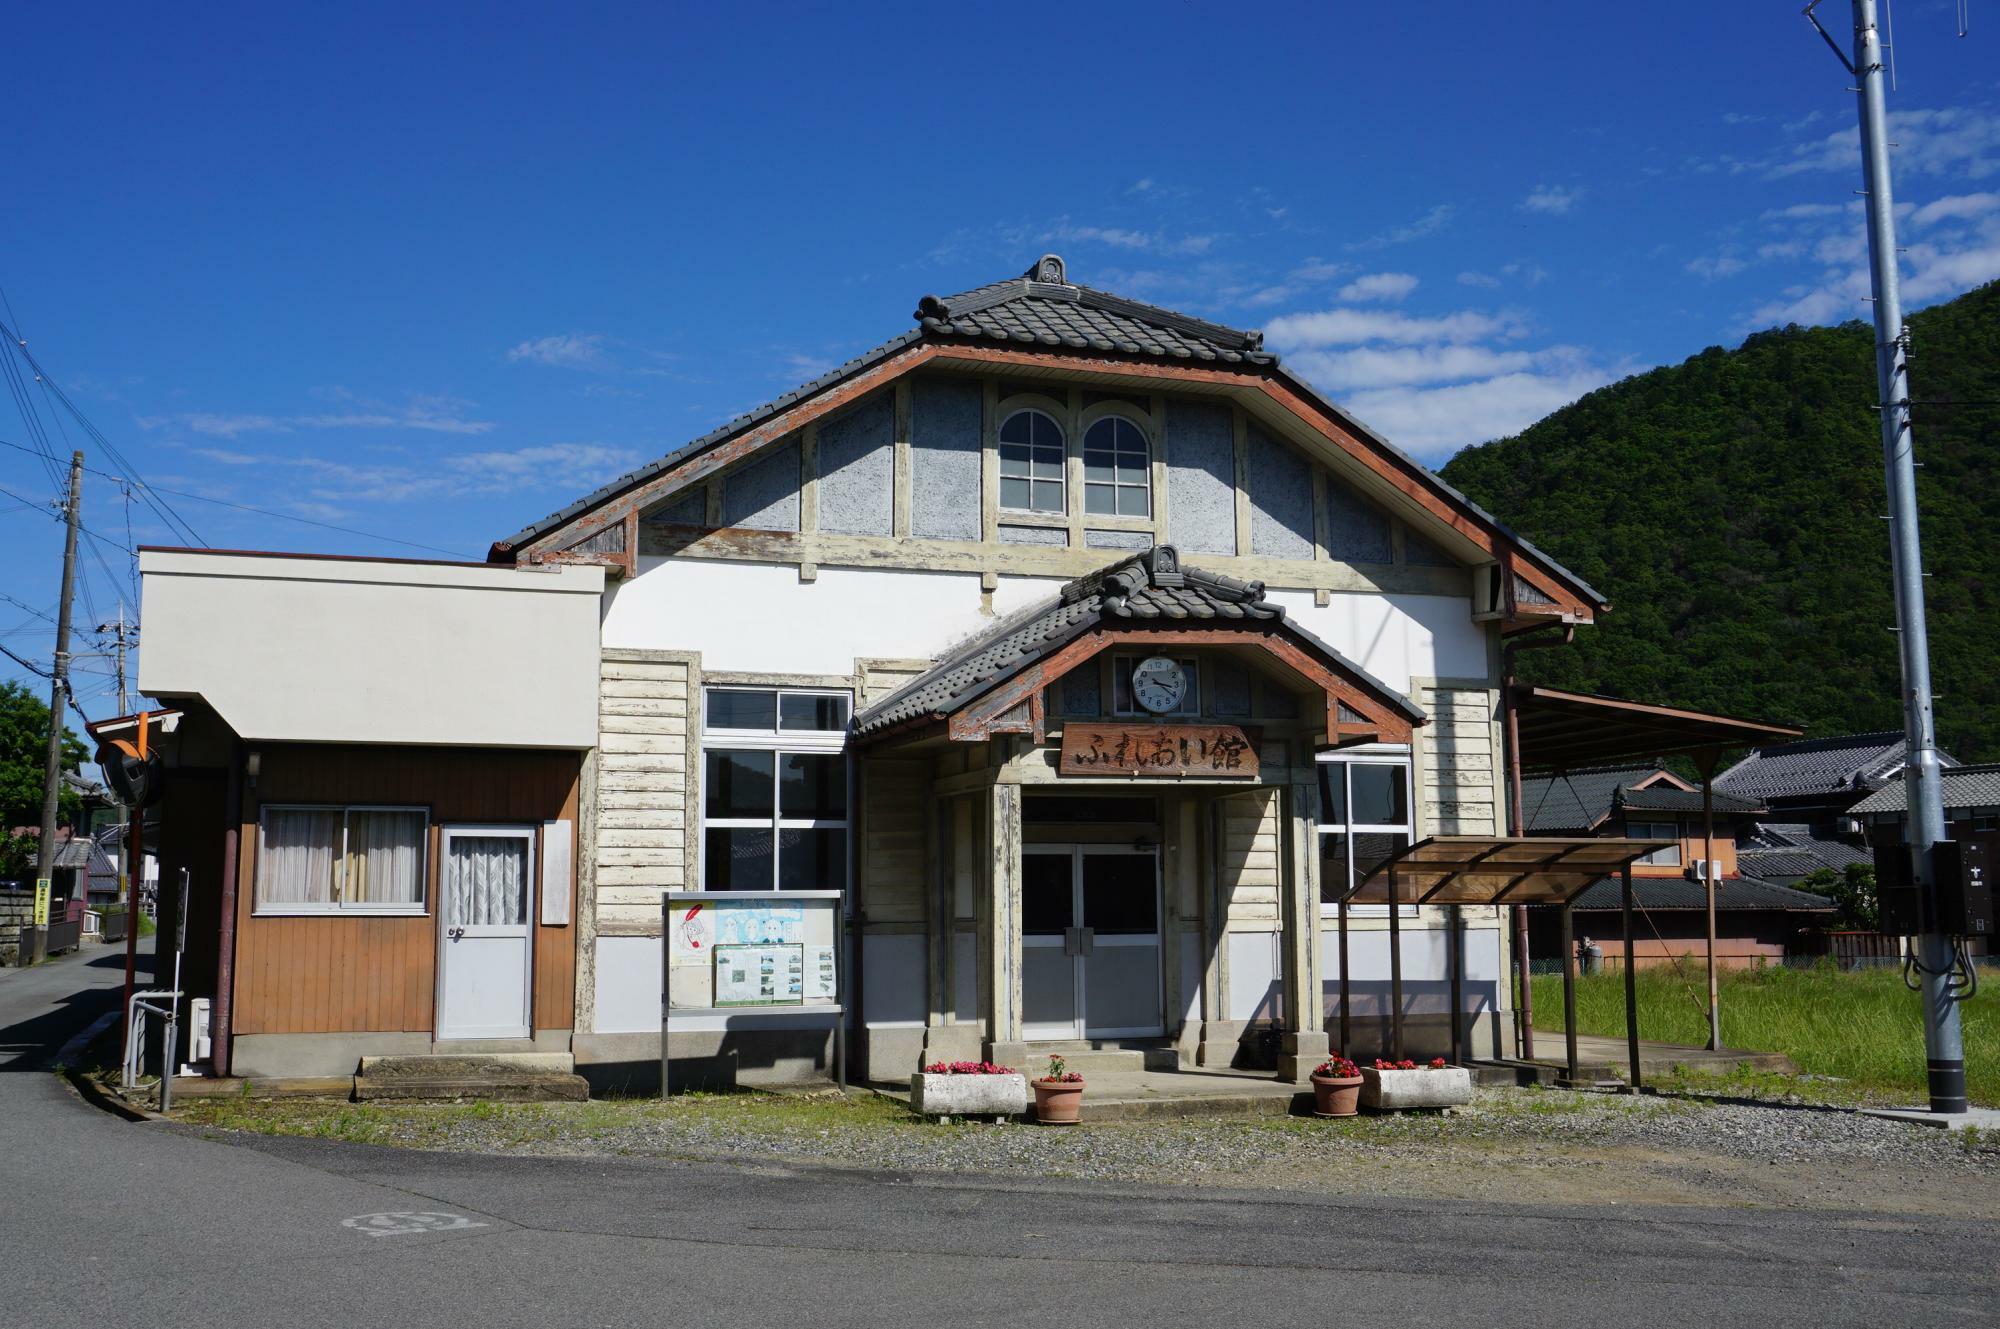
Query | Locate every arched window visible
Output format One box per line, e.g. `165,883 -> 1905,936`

999,409 -> 1065,514
1083,416 -> 1151,517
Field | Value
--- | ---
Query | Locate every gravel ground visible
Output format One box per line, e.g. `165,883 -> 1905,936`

177,1085 -> 2000,1216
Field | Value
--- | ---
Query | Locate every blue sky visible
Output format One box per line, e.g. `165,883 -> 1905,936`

3,2 -> 1998,718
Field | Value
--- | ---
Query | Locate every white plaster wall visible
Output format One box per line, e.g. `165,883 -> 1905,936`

604,558 -> 1486,694
139,551 -> 603,747
1269,590 -> 1488,690
602,559 -> 1067,676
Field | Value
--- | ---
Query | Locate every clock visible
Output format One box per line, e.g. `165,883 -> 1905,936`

1131,656 -> 1188,715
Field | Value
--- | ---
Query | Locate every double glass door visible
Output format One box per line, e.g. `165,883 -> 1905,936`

1022,846 -> 1162,1039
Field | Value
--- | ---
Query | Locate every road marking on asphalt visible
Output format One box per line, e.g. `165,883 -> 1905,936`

342,1211 -> 488,1238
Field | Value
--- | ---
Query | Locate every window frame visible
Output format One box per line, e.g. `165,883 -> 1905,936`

1627,819 -> 1683,866
997,408 -> 1067,516
1082,414 -> 1153,518
253,802 -> 431,917
700,686 -> 852,895
1315,749 -> 1415,918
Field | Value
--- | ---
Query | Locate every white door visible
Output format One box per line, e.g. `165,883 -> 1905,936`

437,825 -> 535,1040
1020,845 -> 1163,1040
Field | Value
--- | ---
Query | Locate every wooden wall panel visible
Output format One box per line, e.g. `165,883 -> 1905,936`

231,745 -> 582,1036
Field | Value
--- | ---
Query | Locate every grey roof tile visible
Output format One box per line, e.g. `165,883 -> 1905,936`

1715,731 -> 1959,802
1570,877 -> 1839,912
1849,763 -> 2000,815
854,544 -> 1423,738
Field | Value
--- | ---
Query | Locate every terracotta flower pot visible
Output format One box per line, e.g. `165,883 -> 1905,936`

1310,1073 -> 1364,1118
1032,1078 -> 1085,1125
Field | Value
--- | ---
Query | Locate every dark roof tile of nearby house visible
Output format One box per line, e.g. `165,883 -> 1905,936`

1519,765 -> 1762,834
1570,877 -> 1838,912
1715,731 -> 1956,802
854,544 -> 1424,739
1849,763 -> 2000,816
1736,821 -> 1874,886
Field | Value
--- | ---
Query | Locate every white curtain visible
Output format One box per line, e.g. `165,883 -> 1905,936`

445,836 -> 528,926
258,809 -> 337,905
347,811 -> 425,905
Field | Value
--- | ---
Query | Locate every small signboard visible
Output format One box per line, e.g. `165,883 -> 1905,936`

32,879 -> 50,928
1058,723 -> 1260,779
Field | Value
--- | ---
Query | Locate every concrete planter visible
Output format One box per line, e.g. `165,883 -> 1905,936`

1359,1065 -> 1473,1112
910,1071 -> 1028,1118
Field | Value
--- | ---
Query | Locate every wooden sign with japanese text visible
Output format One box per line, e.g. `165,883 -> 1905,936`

1057,723 -> 1261,779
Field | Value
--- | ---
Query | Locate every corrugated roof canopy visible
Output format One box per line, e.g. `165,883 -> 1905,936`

1516,686 -> 1801,772
1339,835 -> 1674,907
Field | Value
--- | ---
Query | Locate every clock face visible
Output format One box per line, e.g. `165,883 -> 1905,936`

1131,656 -> 1187,715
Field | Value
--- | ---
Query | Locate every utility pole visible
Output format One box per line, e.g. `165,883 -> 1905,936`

96,601 -> 138,715
32,450 -> 84,966
1809,0 -> 1966,1113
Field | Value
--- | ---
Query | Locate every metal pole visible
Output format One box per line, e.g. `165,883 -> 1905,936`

34,451 -> 83,970
1850,0 -> 1964,1113
660,895 -> 671,1100
1500,661 -> 1533,1061
1560,902 -> 1579,1086
1621,863 -> 1641,1095
1386,866 -> 1404,1061
1700,752 -> 1721,1051
1337,899 -> 1351,1053
1448,903 -> 1464,1066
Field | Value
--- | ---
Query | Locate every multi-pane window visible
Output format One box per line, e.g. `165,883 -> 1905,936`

999,409 -> 1065,514
702,687 -> 851,892
256,805 -> 428,913
1316,756 -> 1413,915
1083,417 -> 1151,517
1628,820 -> 1682,866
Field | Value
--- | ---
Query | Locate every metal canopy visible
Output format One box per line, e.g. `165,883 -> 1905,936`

1340,835 -> 1674,908
1514,685 -> 1801,772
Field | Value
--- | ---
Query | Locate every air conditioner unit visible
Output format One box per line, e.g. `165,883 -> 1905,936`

1836,816 -> 1863,837
1685,859 -> 1722,884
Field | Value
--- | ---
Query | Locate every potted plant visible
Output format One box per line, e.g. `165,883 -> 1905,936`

1359,1056 -> 1473,1112
1309,1054 -> 1364,1117
1031,1054 -> 1086,1125
909,1060 -> 1027,1118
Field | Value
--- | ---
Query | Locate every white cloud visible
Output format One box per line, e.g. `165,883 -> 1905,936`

1040,220 -> 1215,257
1265,307 -> 1526,349
177,442 -> 642,506
1457,271 -> 1502,289
1520,185 -> 1583,216
1755,106 -> 2000,181
1339,366 -> 1620,457
1287,343 -> 1572,391
1685,253 -> 1748,280
1908,192 -> 2000,227
1335,272 -> 1419,302
506,333 -> 606,368
139,395 -> 495,437
1350,204 -> 1455,250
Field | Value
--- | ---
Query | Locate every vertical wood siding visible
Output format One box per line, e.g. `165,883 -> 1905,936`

231,745 -> 581,1036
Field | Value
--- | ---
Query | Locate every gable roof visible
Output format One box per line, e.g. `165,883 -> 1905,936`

1714,731 -> 1957,803
485,257 -> 1606,615
1519,764 -> 1764,833
1569,876 -> 1838,913
854,544 -> 1425,741
1736,820 -> 1874,887
1849,763 -> 2000,816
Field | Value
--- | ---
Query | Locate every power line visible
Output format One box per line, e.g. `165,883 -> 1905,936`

0,435 -> 475,559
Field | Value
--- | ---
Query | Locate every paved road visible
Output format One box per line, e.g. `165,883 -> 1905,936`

4,952 -> 1995,1328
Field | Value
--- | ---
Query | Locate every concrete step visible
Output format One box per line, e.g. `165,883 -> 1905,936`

353,1053 -> 587,1103
1020,1040 -> 1178,1076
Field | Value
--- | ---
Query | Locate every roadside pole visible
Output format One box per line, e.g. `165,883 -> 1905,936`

32,450 -> 84,968
1844,0 -> 1964,1112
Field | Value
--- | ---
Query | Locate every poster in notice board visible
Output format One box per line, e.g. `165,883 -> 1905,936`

713,943 -> 805,1007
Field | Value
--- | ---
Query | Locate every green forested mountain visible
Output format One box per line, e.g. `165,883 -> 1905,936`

1441,280 -> 2000,760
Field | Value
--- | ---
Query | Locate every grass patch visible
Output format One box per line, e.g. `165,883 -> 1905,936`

174,1088 -> 918,1148
1530,962 -> 1998,1104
